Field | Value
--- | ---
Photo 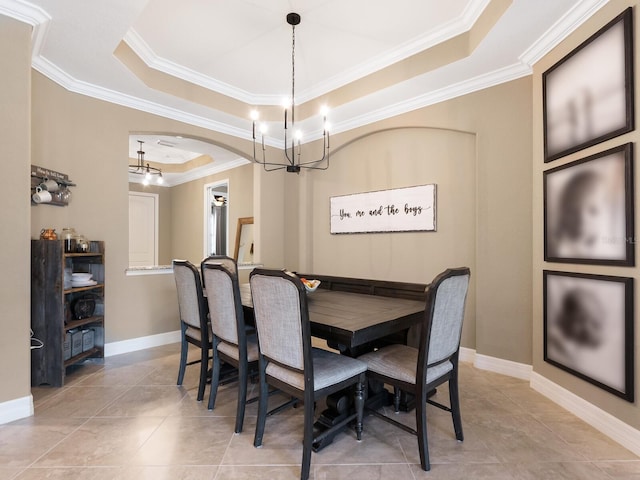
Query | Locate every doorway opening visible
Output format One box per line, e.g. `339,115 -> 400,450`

204,180 -> 229,257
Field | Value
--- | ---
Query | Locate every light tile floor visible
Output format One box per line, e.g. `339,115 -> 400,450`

2,343 -> 639,480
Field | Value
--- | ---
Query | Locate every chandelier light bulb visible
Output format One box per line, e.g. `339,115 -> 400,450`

295,129 -> 303,141
324,121 -> 331,132
260,123 -> 268,135
142,177 -> 149,186
250,109 -> 259,121
320,105 -> 329,117
157,175 -> 164,185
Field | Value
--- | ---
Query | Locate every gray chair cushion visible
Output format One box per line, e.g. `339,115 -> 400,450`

360,344 -> 453,385
218,335 -> 260,362
266,347 -> 367,391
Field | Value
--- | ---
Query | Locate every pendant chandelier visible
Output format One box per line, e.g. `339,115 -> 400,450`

251,12 -> 330,173
129,140 -> 164,185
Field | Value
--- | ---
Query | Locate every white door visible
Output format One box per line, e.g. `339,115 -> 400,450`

129,192 -> 158,267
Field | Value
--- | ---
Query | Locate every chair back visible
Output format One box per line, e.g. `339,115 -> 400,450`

419,268 -> 470,370
201,255 -> 237,288
249,269 -> 310,373
173,259 -> 208,332
202,262 -> 244,346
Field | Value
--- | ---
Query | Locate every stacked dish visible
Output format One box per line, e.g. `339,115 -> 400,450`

71,272 -> 97,287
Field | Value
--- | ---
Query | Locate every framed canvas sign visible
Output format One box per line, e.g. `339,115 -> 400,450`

543,270 -> 634,402
543,8 -> 634,162
330,184 -> 436,234
544,143 -> 634,266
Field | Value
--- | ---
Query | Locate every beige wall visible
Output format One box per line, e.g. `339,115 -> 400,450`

288,128 -> 478,347
533,0 -> 640,429
0,16 -> 32,405
283,77 -> 533,361
29,72 -> 256,344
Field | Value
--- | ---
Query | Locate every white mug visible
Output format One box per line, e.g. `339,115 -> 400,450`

40,179 -> 60,192
32,189 -> 52,203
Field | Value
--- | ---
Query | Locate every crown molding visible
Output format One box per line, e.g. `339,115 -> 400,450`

0,0 -> 50,56
160,157 -> 251,187
31,55 -> 253,141
519,0 -> 609,66
0,0 -> 49,26
333,61 -> 532,135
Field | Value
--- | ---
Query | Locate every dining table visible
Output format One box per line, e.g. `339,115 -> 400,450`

239,273 -> 428,450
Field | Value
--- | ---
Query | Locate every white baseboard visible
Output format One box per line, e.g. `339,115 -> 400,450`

474,353 -> 532,380
531,372 -> 640,457
104,330 -> 180,357
0,395 -> 33,425
459,346 -> 476,363
459,347 -> 533,381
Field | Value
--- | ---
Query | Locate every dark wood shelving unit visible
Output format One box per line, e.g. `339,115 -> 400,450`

31,239 -> 105,387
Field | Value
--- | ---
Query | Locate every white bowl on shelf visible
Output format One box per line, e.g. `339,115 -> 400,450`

71,273 -> 92,281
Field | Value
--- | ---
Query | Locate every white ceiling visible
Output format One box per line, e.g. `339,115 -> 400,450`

1,0 -> 610,185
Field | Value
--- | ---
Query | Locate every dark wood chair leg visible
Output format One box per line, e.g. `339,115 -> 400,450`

416,391 -> 431,471
449,374 -> 464,441
235,358 -> 248,433
208,345 -> 221,410
197,342 -> 208,401
355,374 -> 365,441
253,359 -> 269,447
393,386 -> 401,413
301,394 -> 314,480
177,327 -> 188,386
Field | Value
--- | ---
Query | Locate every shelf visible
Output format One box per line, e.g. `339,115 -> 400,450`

32,239 -> 105,387
64,347 -> 102,368
64,284 -> 104,294
64,252 -> 103,258
65,316 -> 104,331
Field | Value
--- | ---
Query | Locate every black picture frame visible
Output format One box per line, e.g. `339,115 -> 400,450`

543,270 -> 634,402
544,143 -> 634,266
543,8 -> 634,162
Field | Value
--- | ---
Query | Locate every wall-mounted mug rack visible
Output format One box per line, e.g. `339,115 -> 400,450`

31,165 -> 76,207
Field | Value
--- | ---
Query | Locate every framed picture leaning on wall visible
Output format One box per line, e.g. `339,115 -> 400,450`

544,143 -> 634,266
543,270 -> 634,402
543,7 -> 634,162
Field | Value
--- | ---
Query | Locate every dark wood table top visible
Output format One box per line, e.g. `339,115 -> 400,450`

239,283 -> 425,350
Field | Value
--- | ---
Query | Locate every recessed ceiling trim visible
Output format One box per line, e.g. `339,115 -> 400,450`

519,0 -> 608,66
124,30 -> 281,106
124,0 -> 494,106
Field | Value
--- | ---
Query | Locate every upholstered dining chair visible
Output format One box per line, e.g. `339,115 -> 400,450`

173,259 -> 212,402
249,268 -> 367,480
201,261 -> 259,433
359,267 -> 471,471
